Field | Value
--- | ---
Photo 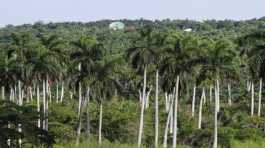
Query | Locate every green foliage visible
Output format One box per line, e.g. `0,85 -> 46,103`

1,19 -> 265,147
0,100 -> 54,147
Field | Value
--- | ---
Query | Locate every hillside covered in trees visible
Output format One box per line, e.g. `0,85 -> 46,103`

1,18 -> 265,148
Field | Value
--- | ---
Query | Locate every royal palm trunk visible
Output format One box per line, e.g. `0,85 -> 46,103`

228,84 -> 232,106
18,81 -> 22,147
163,97 -> 173,148
213,84 -> 218,148
192,85 -> 196,117
155,70 -> 159,148
98,102 -> 103,146
86,87 -> 91,137
137,66 -> 147,148
56,82 -> 59,103
60,81 -> 64,102
251,81 -> 254,116
43,80 -> 46,130
258,78 -> 262,116
76,93 -> 83,146
78,82 -> 82,117
37,84 -> 40,128
29,86 -> 33,102
173,76 -> 179,148
216,80 -> 220,112
1,86 -> 4,100
198,88 -> 205,129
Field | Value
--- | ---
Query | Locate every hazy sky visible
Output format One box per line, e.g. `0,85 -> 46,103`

0,0 -> 265,27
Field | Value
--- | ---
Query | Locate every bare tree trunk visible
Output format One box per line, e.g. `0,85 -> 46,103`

44,78 -> 49,131
258,78 -> 262,116
9,87 -> 12,101
18,81 -> 22,147
155,70 -> 159,148
228,84 -> 232,106
247,80 -> 251,92
173,76 -> 179,148
213,83 -> 218,148
76,81 -> 83,146
163,96 -> 173,148
76,113 -> 82,146
76,95 -> 84,146
56,82 -> 59,103
78,82 -> 82,117
169,94 -> 173,134
46,79 -> 51,102
143,67 -> 149,109
29,86 -> 33,102
86,87 -> 90,137
165,92 -> 169,112
70,91 -> 73,100
192,85 -> 196,117
12,87 -> 15,102
137,66 -> 147,148
251,81 -> 255,116
137,90 -> 144,148
18,81 -> 22,105
22,89 -> 25,103
198,88 -> 205,129
216,80 -> 220,112
139,90 -> 142,103
26,88 -> 30,103
9,87 -> 14,101
98,102 -> 103,146
43,80 -> 46,130
1,86 -> 4,100
37,84 -> 40,128
60,81 -> 64,103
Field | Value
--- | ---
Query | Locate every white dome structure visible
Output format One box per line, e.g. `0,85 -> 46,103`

109,21 -> 125,30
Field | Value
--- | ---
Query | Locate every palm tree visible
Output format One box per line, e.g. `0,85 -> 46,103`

195,38 -> 240,148
239,30 -> 265,116
196,38 -> 239,83
126,26 -> 164,148
89,54 -> 123,146
160,31 -> 201,92
0,44 -> 18,95
70,35 -> 105,145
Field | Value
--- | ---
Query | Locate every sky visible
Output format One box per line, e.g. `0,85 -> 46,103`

0,0 -> 265,27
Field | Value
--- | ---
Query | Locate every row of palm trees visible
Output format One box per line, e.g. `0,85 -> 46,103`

0,27 -> 264,147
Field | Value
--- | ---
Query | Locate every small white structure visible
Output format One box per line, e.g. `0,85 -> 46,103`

184,28 -> 192,32
109,22 -> 125,30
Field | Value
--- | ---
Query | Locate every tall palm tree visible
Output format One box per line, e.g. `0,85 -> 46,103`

160,31 -> 203,148
195,38 -> 240,148
239,30 -> 265,116
160,31 -> 201,91
70,35 -> 105,145
89,54 -> 123,147
196,38 -> 240,83
126,26 -> 164,148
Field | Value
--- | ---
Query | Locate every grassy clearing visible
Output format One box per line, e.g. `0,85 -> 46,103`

231,139 -> 265,148
54,139 -> 190,148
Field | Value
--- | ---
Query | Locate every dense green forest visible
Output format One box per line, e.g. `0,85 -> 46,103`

1,18 -> 265,148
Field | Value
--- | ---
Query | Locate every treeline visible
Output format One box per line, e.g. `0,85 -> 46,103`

0,18 -> 265,148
